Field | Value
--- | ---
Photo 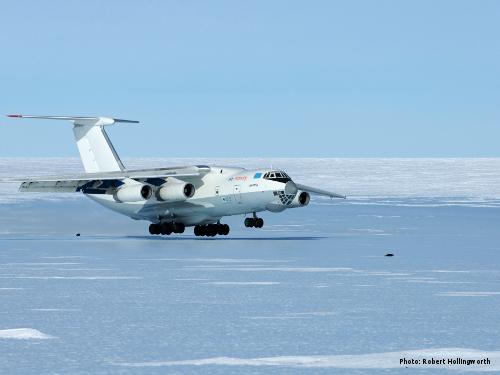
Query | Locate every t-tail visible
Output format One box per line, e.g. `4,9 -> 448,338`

6,115 -> 139,173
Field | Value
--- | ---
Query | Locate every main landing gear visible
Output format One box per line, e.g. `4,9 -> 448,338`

149,222 -> 185,236
194,223 -> 230,237
244,213 -> 264,228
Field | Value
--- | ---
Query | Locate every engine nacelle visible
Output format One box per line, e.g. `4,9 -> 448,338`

114,184 -> 153,203
157,178 -> 195,202
289,191 -> 310,207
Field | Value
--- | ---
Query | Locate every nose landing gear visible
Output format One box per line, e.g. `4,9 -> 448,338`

244,213 -> 264,228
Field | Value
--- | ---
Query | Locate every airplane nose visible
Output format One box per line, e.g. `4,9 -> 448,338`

284,181 -> 298,195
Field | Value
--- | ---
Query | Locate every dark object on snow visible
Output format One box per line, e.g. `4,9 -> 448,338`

76,233 -> 81,237
385,253 -> 394,257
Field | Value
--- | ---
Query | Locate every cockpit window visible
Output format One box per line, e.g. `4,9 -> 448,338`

263,171 -> 291,183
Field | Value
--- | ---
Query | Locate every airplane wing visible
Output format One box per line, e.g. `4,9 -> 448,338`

8,166 -> 210,194
295,183 -> 346,199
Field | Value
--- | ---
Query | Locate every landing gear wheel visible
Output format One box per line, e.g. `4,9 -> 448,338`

160,223 -> 173,235
217,224 -> 225,235
194,223 -> 229,237
244,216 -> 264,229
149,224 -> 160,235
216,223 -> 230,235
208,224 -> 218,237
194,225 -> 208,237
173,223 -> 185,234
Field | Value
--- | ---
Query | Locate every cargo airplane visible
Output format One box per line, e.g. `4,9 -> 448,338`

5,115 -> 345,237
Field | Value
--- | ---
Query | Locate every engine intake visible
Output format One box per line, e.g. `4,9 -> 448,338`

289,191 -> 310,207
157,178 -> 195,202
114,184 -> 153,203
298,191 -> 310,206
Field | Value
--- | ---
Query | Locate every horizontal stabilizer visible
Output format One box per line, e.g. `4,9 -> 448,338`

6,114 -> 139,126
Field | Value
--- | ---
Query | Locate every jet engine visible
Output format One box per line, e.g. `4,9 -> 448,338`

114,183 -> 153,203
157,178 -> 195,202
289,191 -> 310,207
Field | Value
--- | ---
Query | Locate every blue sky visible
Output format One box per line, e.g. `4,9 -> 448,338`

1,0 -> 499,157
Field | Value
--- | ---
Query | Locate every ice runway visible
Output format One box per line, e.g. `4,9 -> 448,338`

1,158 -> 500,374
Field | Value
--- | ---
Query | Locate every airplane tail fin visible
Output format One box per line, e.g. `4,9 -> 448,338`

6,115 -> 139,173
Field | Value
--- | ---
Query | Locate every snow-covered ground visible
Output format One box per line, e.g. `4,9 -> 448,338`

1,158 -> 500,374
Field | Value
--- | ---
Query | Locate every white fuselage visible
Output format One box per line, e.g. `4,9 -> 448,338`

87,167 -> 303,226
